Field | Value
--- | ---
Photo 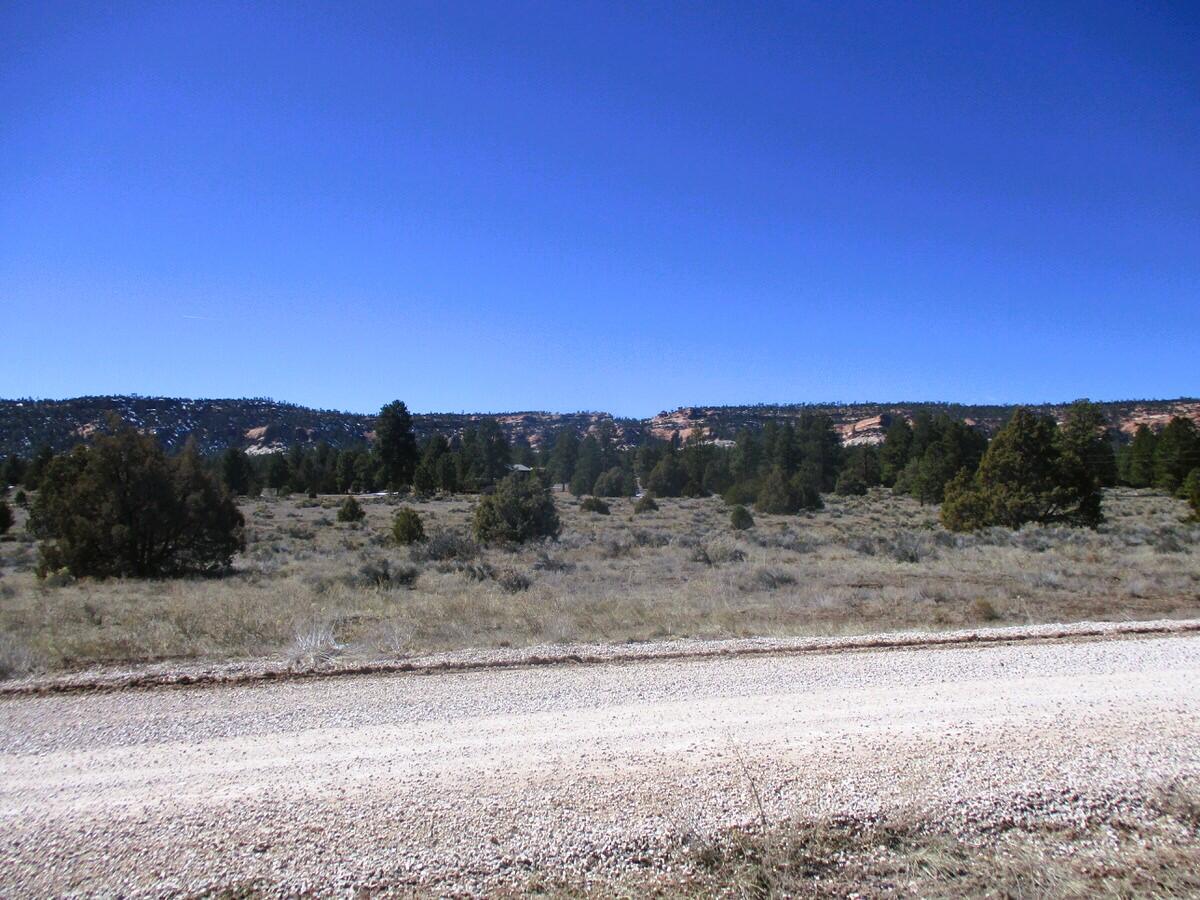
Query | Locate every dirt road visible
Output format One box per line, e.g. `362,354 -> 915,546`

2,627 -> 1198,896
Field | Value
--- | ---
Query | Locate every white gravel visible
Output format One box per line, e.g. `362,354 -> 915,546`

1,627 -> 1198,896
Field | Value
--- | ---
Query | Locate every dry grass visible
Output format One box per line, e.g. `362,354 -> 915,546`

529,782 -> 1200,898
0,487 -> 1197,674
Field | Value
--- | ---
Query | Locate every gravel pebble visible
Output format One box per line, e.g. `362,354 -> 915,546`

1,628 -> 1198,896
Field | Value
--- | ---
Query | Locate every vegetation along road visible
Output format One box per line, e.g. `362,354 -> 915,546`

2,622 -> 1198,896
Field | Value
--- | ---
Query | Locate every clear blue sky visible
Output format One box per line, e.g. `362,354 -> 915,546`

2,2 -> 1197,417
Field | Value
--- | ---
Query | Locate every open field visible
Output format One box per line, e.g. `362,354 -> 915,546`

1,631 -> 1197,896
0,487 -> 1198,676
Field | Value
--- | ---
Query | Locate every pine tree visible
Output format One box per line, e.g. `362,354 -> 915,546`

375,400 -> 419,489
266,453 -> 291,493
1059,400 -> 1118,487
1125,425 -> 1158,488
755,467 -> 797,514
644,454 -> 686,498
548,428 -> 580,488
0,499 -> 13,535
1184,469 -> 1200,521
2,455 -> 26,488
879,418 -> 913,487
570,435 -> 602,496
221,447 -> 253,496
1153,416 -> 1200,495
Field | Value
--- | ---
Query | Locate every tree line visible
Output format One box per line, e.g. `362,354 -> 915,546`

2,399 -> 1197,579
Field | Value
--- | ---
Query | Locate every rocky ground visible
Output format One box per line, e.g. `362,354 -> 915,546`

1,625 -> 1198,896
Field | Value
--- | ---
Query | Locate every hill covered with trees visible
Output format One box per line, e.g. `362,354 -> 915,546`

1,395 -> 1196,460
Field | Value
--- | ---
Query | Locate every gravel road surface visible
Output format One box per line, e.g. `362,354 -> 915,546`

2,629 -> 1198,896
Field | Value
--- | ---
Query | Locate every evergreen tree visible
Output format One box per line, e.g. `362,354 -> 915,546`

730,429 -> 762,486
392,507 -> 425,544
472,472 -> 560,544
435,452 -> 459,492
2,455 -> 26,488
942,408 -> 1102,532
547,427 -> 580,488
412,460 -> 437,494
266,453 -> 291,493
1153,416 -> 1200,494
375,400 -> 419,489
30,427 -> 244,577
730,505 -> 755,530
834,468 -> 867,496
680,431 -> 715,496
570,435 -> 603,496
1184,469 -> 1200,521
1059,400 -> 1118,487
756,467 -> 798,514
470,418 -> 512,488
337,496 -> 366,522
592,466 -> 632,497
1124,425 -> 1158,488
413,435 -> 449,494
879,418 -> 913,487
635,440 -> 666,483
634,494 -> 659,513
334,449 -> 359,493
837,446 -> 881,494
221,447 -> 253,496
702,455 -> 734,496
0,499 -> 12,535
22,446 -> 53,491
644,454 -> 687,497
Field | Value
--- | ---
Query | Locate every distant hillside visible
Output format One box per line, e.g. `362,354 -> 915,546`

0,396 -> 642,457
0,395 -> 1196,458
646,399 -> 1200,447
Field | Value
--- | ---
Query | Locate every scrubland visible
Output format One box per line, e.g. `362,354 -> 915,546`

0,487 -> 1197,676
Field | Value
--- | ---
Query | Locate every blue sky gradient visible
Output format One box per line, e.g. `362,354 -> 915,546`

2,1 -> 1197,417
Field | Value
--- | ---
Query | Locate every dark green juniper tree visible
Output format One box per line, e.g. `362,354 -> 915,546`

31,426 -> 244,577
942,408 -> 1102,532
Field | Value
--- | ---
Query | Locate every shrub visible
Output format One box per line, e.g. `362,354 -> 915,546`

533,551 -> 574,572
730,505 -> 755,530
410,530 -> 478,562
741,567 -> 796,591
834,470 -> 868,496
0,633 -> 36,680
634,494 -> 659,513
392,507 -> 426,544
30,427 -> 244,577
353,555 -> 419,588
579,496 -> 611,515
472,473 -> 561,544
0,500 -> 12,536
458,561 -> 495,582
494,568 -> 532,593
691,540 -> 746,566
971,598 -> 1000,622
882,531 -> 936,563
337,496 -> 366,523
